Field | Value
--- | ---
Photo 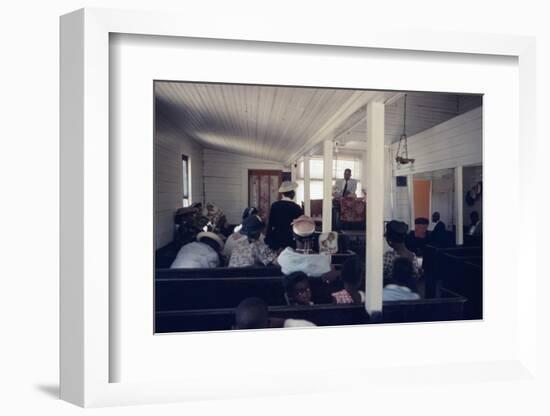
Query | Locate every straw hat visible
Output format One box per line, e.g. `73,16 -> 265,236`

278,181 -> 299,193
291,215 -> 316,237
196,231 -> 225,251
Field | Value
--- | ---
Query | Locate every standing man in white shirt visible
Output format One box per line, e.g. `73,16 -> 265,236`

334,168 -> 358,198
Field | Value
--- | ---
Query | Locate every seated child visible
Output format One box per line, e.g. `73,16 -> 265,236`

383,257 -> 421,301
331,257 -> 365,304
284,271 -> 314,306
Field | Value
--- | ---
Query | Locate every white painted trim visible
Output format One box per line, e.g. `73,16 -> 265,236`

407,174 -> 415,227
291,161 -> 298,202
60,9 -> 85,406
303,156 -> 311,216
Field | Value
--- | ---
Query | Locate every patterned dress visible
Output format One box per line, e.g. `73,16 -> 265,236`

383,250 -> 421,281
228,237 -> 278,268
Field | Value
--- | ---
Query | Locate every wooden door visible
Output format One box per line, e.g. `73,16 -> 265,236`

248,170 -> 283,221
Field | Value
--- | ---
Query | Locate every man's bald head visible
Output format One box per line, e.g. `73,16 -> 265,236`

235,297 -> 269,330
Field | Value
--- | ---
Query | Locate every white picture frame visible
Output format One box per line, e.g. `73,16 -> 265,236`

60,8 -> 539,408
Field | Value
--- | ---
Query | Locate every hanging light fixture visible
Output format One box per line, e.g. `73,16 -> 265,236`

395,94 -> 415,166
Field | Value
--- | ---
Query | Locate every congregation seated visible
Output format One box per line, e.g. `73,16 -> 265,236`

277,215 -> 332,277
383,257 -> 421,301
234,297 -> 316,330
331,257 -> 365,304
228,214 -> 278,268
284,272 -> 314,306
170,231 -> 225,269
383,220 -> 422,282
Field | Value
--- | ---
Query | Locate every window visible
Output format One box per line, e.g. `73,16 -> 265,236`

182,154 -> 190,207
296,157 -> 362,206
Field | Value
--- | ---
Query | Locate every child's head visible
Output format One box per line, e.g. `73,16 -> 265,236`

341,257 -> 362,290
391,257 -> 416,292
285,272 -> 312,305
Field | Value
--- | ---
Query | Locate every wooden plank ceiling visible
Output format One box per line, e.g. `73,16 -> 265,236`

155,81 -> 481,163
155,81 -> 393,163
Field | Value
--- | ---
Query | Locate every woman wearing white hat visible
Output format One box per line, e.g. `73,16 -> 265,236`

265,181 -> 303,251
277,215 -> 331,278
170,231 -> 225,269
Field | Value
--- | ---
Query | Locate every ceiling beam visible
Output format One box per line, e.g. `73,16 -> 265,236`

334,92 -> 404,144
284,91 -> 387,165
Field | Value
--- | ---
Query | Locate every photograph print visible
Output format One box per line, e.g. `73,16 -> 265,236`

153,81 -> 483,333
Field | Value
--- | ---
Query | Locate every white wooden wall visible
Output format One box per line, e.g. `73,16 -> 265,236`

155,116 -> 204,249
393,184 -> 410,224
202,149 -> 285,224
392,107 -> 482,176
389,107 -> 482,226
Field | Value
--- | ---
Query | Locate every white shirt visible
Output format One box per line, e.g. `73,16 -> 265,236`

382,284 -> 421,301
277,247 -> 331,277
283,319 -> 316,328
334,178 -> 358,197
170,242 -> 219,269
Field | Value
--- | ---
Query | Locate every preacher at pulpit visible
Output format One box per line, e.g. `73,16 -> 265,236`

334,168 -> 358,198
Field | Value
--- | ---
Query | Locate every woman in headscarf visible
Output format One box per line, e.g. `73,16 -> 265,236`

222,207 -> 260,261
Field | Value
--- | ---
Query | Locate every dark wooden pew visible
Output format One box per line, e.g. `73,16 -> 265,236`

156,262 -> 343,280
423,245 -> 482,298
438,259 -> 482,319
155,303 -> 368,333
156,266 -> 285,279
155,288 -> 467,333
155,275 -> 344,311
381,288 -> 467,323
330,250 -> 357,265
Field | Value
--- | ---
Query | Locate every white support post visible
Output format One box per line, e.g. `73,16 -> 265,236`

290,161 -> 298,202
322,140 -> 333,232
361,149 -> 368,197
304,156 -> 311,216
365,102 -> 385,317
455,166 -> 464,245
407,174 -> 415,228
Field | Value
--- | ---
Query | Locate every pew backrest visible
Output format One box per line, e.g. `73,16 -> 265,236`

156,275 -> 344,310
423,245 -> 482,298
155,288 -> 467,333
157,266 -> 285,279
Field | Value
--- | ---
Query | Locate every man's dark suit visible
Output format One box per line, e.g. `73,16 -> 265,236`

430,221 -> 447,247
